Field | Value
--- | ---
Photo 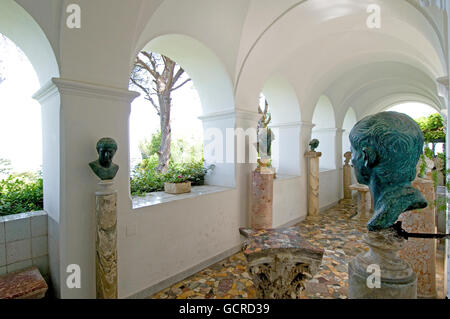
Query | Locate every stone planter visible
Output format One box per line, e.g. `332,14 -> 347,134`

164,181 -> 191,194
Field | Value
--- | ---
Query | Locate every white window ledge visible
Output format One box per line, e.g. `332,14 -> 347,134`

319,168 -> 337,173
274,174 -> 300,181
132,185 -> 234,209
0,210 -> 46,223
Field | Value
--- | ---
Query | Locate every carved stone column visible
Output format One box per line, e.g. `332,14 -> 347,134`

348,228 -> 417,299
339,151 -> 353,205
251,165 -> 274,230
95,180 -> 118,299
398,178 -> 437,298
305,151 -> 322,221
240,227 -> 324,299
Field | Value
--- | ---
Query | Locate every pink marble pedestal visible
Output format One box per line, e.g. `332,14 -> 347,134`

398,178 -> 437,298
251,169 -> 274,230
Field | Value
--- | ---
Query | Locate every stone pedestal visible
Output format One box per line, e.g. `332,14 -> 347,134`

339,152 -> 353,205
251,167 -> 274,229
0,267 -> 48,299
305,152 -> 322,221
349,183 -> 372,221
240,227 -> 324,299
398,178 -> 437,298
348,228 -> 417,299
95,180 -> 118,299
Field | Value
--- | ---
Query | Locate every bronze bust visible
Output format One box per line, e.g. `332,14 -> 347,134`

349,112 -> 427,231
89,137 -> 119,180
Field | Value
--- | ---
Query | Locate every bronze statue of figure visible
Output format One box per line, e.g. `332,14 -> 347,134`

89,137 -> 119,180
349,112 -> 427,231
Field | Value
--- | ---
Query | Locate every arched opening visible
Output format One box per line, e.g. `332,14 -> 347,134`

0,33 -> 42,214
342,107 -> 357,161
0,0 -> 60,293
129,51 -> 206,199
261,75 -> 302,176
386,101 -> 446,180
129,34 -> 236,207
312,95 -> 336,170
386,101 -> 440,118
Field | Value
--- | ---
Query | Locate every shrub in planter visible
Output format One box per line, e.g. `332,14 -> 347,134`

130,159 -> 215,196
163,168 -> 192,194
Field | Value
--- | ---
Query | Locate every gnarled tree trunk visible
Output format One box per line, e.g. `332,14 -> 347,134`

157,93 -> 172,173
130,52 -> 191,173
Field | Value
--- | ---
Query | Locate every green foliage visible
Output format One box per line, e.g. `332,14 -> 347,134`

424,146 -> 433,159
415,113 -> 445,143
437,152 -> 446,173
138,131 -> 161,159
138,131 -> 203,165
130,158 -> 214,196
431,170 -> 438,188
419,154 -> 427,178
0,172 -> 43,216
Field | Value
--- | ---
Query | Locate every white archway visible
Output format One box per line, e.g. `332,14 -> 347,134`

132,34 -> 236,187
262,75 -> 302,176
0,0 -> 61,296
312,95 -> 337,170
342,107 -> 357,160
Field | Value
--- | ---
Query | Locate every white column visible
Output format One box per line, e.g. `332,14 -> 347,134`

35,78 -> 139,299
269,122 -> 302,176
199,109 -> 236,187
299,122 -> 316,171
335,128 -> 345,199
234,108 -> 261,227
32,81 -> 62,297
311,128 -> 337,170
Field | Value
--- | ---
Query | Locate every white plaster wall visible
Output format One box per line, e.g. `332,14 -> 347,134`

119,188 -> 241,298
319,169 -> 342,209
273,177 -> 306,227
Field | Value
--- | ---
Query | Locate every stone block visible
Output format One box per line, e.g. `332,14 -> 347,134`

0,266 -> 48,299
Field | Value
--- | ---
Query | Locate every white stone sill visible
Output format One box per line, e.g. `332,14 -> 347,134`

0,210 -> 47,223
274,174 -> 300,182
319,168 -> 338,173
131,185 -> 235,210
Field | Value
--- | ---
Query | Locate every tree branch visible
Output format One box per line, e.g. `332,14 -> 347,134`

171,78 -> 192,92
136,55 -> 159,80
130,77 -> 160,114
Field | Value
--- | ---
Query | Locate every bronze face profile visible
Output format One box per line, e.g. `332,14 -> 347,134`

89,137 -> 119,181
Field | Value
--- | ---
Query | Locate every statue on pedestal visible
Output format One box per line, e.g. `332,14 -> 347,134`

89,137 -> 119,181
349,111 -> 427,231
348,111 -> 424,299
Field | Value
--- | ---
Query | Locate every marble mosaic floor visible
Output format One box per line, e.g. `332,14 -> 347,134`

149,203 -> 446,299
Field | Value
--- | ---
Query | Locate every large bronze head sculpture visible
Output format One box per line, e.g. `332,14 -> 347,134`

349,111 -> 427,231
